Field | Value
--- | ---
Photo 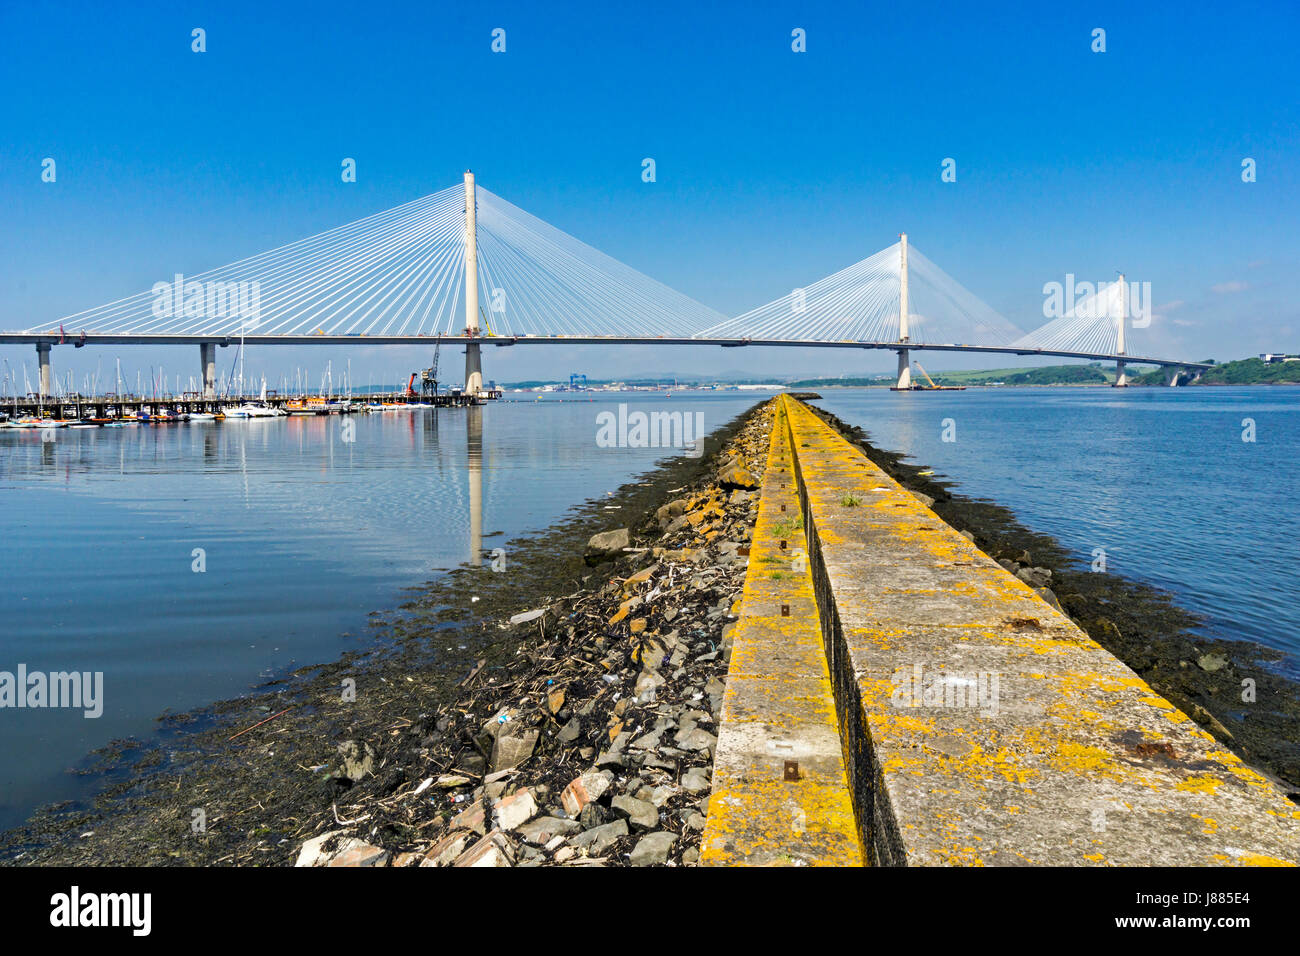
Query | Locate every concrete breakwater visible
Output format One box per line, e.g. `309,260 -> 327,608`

702,396 -> 1299,866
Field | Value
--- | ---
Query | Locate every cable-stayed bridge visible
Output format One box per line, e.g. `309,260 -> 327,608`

1,172 -> 1207,396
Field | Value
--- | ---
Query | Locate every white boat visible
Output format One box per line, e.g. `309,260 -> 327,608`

188,412 -> 217,421
226,404 -> 281,418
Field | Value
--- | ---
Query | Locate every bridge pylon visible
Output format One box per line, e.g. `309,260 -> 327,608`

463,170 -> 483,398
1112,272 -> 1129,387
200,342 -> 217,398
894,232 -> 912,389
36,342 -> 51,399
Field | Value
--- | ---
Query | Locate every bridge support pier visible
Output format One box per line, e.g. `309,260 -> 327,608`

893,233 -> 912,390
1112,273 -> 1129,387
1165,367 -> 1182,387
895,349 -> 912,389
36,342 -> 52,398
463,170 -> 483,399
200,342 -> 217,398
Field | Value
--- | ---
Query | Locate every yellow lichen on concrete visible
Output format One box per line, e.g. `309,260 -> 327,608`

775,395 -> 1299,867
701,400 -> 864,867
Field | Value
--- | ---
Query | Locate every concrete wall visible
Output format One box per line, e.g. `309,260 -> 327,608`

776,395 -> 1298,866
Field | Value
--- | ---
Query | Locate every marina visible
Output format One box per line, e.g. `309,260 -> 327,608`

0,387 -> 501,428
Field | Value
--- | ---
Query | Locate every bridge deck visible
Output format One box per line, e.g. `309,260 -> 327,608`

0,332 -> 1207,370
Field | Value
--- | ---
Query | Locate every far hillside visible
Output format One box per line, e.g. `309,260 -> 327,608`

1133,357 -> 1300,386
930,364 -> 1115,386
788,363 -> 1121,388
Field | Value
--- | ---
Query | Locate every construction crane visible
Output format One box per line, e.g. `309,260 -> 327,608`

419,337 -> 442,398
569,373 -> 587,390
911,361 -> 966,391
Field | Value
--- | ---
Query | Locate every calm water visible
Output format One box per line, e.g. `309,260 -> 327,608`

0,385 -> 1296,832
0,393 -> 762,831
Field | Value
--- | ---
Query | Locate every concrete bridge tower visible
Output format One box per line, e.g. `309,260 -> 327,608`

463,170 -> 483,398
1113,272 -> 1129,387
895,233 -> 912,390
200,342 -> 217,398
36,342 -> 52,398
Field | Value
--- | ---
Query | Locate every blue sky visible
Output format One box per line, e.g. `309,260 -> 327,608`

1,0 -> 1296,389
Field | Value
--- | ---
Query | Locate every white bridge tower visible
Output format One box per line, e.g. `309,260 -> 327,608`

464,170 -> 483,398
894,233 -> 912,389
1113,272 -> 1128,388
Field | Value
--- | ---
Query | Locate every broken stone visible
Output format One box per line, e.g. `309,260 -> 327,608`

421,831 -> 472,867
585,528 -> 631,565
336,740 -> 374,782
517,816 -> 582,845
294,829 -> 346,867
453,829 -> 515,868
681,766 -> 711,793
491,728 -> 539,773
451,800 -> 488,835
560,770 -> 614,817
1197,652 -> 1229,673
629,831 -> 678,866
569,819 -> 628,854
611,794 -> 659,831
558,717 -> 581,744
675,727 -> 717,753
1034,586 -> 1062,611
327,840 -> 390,868
493,789 -> 539,831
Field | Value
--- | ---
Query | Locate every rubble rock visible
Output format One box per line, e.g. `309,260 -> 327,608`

491,728 -> 539,773
493,789 -> 539,831
611,794 -> 659,831
336,740 -> 375,782
517,816 -> 582,846
326,840 -> 390,867
630,831 -> 678,866
420,831 -> 472,867
560,770 -> 614,817
569,819 -> 628,854
681,767 -> 711,793
585,528 -> 631,565
453,829 -> 515,868
718,462 -> 758,490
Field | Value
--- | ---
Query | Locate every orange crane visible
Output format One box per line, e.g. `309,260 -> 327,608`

910,361 -> 966,391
